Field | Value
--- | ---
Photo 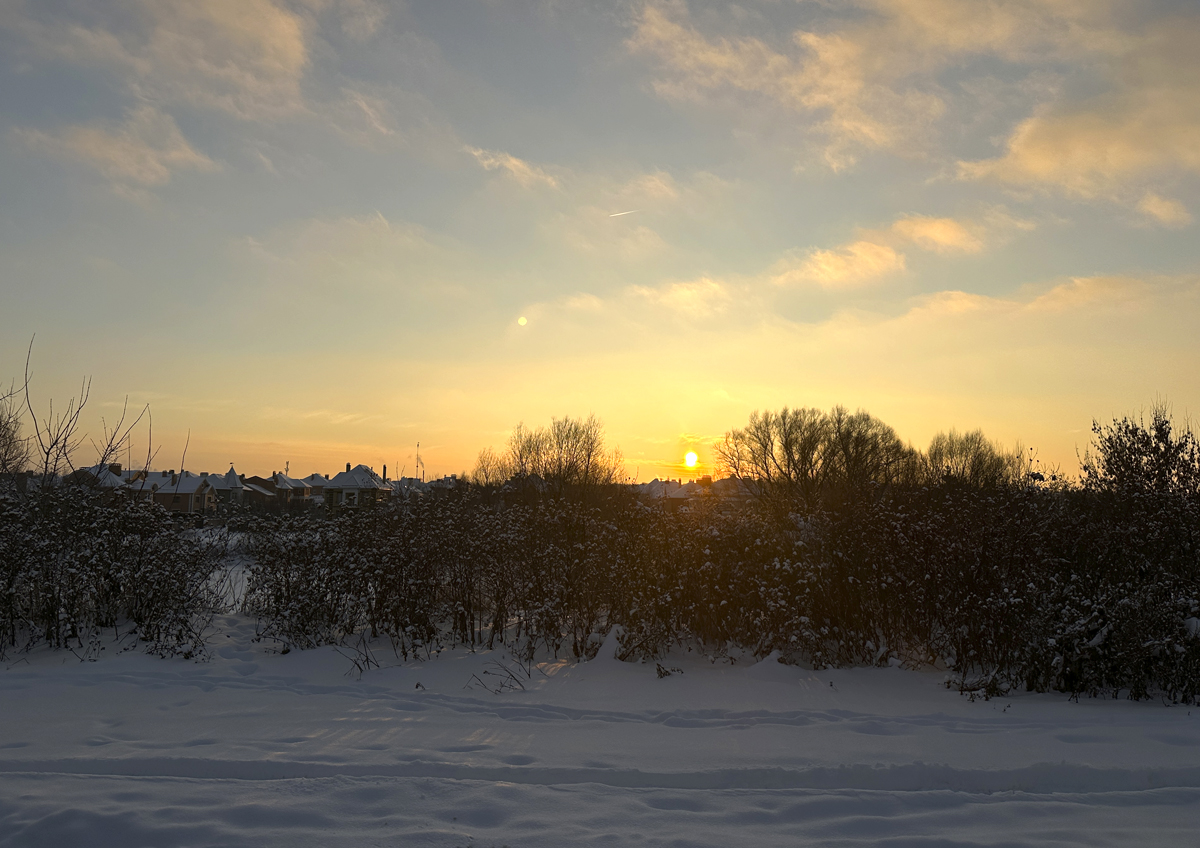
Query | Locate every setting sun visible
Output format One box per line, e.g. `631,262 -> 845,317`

684,451 -> 698,468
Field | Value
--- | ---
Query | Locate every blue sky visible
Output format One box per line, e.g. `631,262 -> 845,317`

2,0 -> 1198,479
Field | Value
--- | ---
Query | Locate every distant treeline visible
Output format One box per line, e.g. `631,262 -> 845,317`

469,406 -> 1033,503
244,404 -> 1200,702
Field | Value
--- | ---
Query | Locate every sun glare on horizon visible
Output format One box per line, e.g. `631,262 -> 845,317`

684,451 -> 698,468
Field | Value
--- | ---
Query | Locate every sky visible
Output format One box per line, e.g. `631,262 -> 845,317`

1,0 -> 1198,481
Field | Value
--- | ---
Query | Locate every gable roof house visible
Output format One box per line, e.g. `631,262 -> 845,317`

273,472 -> 312,505
64,463 -> 128,491
301,473 -> 332,503
203,467 -> 244,504
127,470 -> 215,514
324,463 -> 391,510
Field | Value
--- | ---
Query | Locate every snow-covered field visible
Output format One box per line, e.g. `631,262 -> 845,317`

3,618 -> 1199,847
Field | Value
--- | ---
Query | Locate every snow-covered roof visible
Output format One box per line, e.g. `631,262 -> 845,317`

391,477 -> 429,496
127,471 -> 212,496
204,467 -> 244,491
633,478 -> 683,498
71,464 -> 127,489
302,473 -> 330,488
272,473 -> 310,491
667,481 -> 706,500
325,464 -> 389,491
711,476 -> 756,498
242,482 -> 275,498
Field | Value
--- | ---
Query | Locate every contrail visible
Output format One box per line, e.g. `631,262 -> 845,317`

609,209 -> 639,217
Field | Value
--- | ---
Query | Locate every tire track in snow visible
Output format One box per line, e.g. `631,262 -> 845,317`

3,758 -> 1200,794
0,668 -> 1072,735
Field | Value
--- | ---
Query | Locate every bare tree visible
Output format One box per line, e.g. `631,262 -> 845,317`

17,339 -> 150,489
0,381 -> 31,476
716,407 -> 829,508
470,446 -> 512,487
824,406 -> 917,491
926,429 -> 1024,488
476,415 -> 625,493
718,405 -> 921,509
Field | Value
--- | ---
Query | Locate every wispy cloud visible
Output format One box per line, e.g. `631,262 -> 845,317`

12,0 -> 311,120
465,146 -> 560,188
627,0 -> 1124,170
15,105 -> 217,194
1137,192 -> 1193,229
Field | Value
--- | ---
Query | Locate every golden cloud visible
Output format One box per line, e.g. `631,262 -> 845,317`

959,20 -> 1200,219
890,215 -> 984,253
773,240 -> 906,288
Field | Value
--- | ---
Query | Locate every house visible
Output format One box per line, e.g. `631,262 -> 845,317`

64,463 -> 127,490
127,470 -> 215,514
273,472 -> 312,505
202,467 -> 244,504
664,479 -> 709,512
323,463 -> 391,509
241,479 -> 276,509
301,472 -> 332,503
390,476 -> 429,499
632,477 -> 683,503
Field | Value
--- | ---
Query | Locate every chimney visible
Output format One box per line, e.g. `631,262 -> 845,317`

109,463 -> 122,476
162,470 -> 169,478
346,462 -> 351,473
383,464 -> 387,482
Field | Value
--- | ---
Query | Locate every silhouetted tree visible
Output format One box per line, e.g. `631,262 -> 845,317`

926,428 -> 1024,488
717,405 -> 920,509
473,414 -> 625,495
1081,402 -> 1200,496
0,383 -> 30,477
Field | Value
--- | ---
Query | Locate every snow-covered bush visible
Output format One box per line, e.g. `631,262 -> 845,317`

241,480 -> 1200,702
0,486 -> 227,659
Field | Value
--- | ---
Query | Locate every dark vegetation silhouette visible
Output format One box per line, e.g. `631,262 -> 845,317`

470,414 -> 625,495
0,348 -> 227,660
2,355 -> 1199,703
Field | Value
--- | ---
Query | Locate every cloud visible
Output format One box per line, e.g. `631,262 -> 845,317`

626,0 -> 1128,170
1137,192 -> 1193,228
465,146 -> 559,188
773,240 -> 906,289
890,215 -> 984,253
632,277 -> 732,317
958,19 -> 1200,217
14,0 -> 311,119
627,4 -> 944,169
16,105 -> 217,192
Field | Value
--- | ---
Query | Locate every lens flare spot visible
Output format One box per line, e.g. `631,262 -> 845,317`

685,451 -> 698,468
518,316 -> 528,326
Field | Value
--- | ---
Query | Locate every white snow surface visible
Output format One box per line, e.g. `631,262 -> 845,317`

3,617 -> 1199,847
